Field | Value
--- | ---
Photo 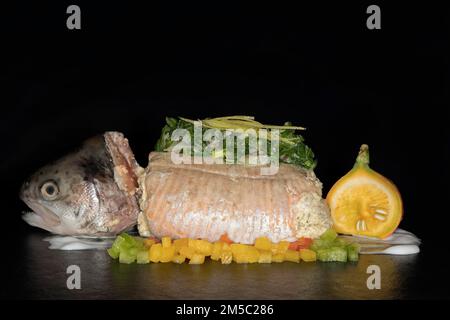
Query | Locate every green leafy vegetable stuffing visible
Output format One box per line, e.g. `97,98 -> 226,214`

155,116 -> 317,170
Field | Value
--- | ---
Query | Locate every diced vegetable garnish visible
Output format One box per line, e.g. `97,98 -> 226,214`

297,237 -> 313,249
179,246 -> 196,259
284,250 -> 300,263
211,242 -> 224,261
230,244 -> 260,263
272,253 -> 284,263
317,247 -> 348,262
172,254 -> 186,264
107,229 -> 359,264
347,243 -> 360,262
255,237 -> 272,251
173,238 -> 189,250
160,246 -> 176,263
220,251 -> 232,264
278,241 -> 290,253
144,239 -> 156,248
137,250 -> 150,264
320,229 -> 338,242
119,233 -> 136,244
258,250 -> 272,263
309,229 -> 360,262
107,246 -> 120,259
219,234 -> 234,244
119,249 -> 136,264
161,236 -> 172,248
332,238 -> 348,247
288,237 -> 313,251
299,249 -> 317,262
310,239 -> 330,251
194,239 -> 214,256
189,254 -> 205,264
246,247 -> 260,263
149,243 -> 162,263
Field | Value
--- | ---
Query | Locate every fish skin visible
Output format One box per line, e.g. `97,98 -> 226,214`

20,132 -> 141,236
138,152 -> 331,243
20,132 -> 331,241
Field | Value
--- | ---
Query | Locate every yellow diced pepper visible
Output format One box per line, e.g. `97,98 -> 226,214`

272,253 -> 285,263
149,243 -> 162,263
173,238 -> 189,251
161,236 -> 172,248
188,238 -> 197,248
189,254 -> 205,264
195,239 -> 213,256
221,251 -> 232,264
231,244 -> 247,263
271,243 -> 278,253
144,239 -> 156,248
273,241 -> 290,254
211,242 -> 224,261
160,246 -> 176,263
172,254 -> 186,264
212,241 -> 224,254
255,237 -> 272,251
285,250 -> 300,263
222,243 -> 231,251
234,255 -> 248,264
230,243 -> 247,255
299,249 -> 317,262
231,244 -> 259,263
179,246 -> 196,259
258,250 -> 272,263
246,246 -> 260,263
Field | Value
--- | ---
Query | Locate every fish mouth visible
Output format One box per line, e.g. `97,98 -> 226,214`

21,199 -> 61,230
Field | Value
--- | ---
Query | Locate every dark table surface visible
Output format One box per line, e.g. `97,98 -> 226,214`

2,231 -> 448,300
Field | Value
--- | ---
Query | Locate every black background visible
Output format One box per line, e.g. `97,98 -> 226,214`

2,1 -> 450,300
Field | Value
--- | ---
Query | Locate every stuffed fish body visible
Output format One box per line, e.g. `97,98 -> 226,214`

138,152 -> 331,243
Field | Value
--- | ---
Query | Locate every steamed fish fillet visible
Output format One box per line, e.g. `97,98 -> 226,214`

138,152 -> 332,244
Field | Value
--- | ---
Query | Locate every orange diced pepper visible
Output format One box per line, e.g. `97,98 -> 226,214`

288,237 -> 313,251
219,233 -> 234,244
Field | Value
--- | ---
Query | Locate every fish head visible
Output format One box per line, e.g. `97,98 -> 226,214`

20,132 -> 142,236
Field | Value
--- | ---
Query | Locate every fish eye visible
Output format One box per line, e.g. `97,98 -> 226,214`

40,180 -> 59,200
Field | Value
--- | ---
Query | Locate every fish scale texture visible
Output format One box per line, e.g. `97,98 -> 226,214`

139,152 -> 332,243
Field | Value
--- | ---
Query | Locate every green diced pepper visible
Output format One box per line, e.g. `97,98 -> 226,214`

136,250 -> 150,264
317,247 -> 348,262
107,246 -> 120,259
332,238 -> 348,247
119,233 -> 137,246
108,233 -> 152,264
119,249 -> 136,264
346,243 -> 360,262
310,239 -> 331,251
319,229 -> 338,242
